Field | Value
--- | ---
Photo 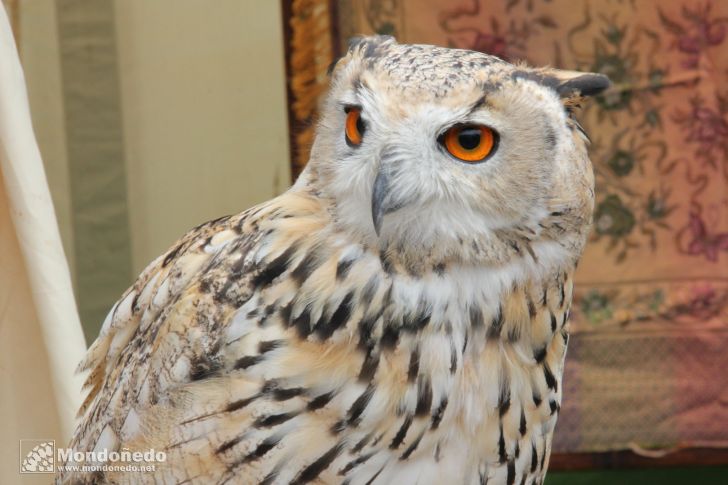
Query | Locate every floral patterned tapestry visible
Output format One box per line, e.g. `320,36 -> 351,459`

284,0 -> 728,457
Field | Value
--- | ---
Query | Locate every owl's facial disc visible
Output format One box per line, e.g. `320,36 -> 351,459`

307,36 -> 610,263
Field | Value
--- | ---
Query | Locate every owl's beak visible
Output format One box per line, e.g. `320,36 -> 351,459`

371,166 -> 407,236
371,169 -> 390,235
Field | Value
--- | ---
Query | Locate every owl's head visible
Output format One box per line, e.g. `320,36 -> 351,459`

301,36 -> 609,272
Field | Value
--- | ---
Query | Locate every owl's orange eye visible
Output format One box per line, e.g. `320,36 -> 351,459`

442,124 -> 497,163
345,108 -> 365,146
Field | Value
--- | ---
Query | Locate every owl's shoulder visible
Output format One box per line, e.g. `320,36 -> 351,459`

67,190 -> 332,462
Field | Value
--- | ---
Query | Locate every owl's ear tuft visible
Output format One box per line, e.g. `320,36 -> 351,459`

551,70 -> 611,98
347,35 -> 397,59
513,69 -> 611,101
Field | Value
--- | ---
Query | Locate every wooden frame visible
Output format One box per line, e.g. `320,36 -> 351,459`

281,0 -> 343,181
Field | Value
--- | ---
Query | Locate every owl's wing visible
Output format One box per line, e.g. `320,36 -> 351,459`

63,192 -> 367,484
66,208 -> 247,458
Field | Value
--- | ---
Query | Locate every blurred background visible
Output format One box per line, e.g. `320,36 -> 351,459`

1,0 -> 727,483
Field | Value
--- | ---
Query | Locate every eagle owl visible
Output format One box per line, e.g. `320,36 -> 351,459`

63,36 -> 609,484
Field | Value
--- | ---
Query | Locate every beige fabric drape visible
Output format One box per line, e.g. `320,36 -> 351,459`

0,2 -> 86,479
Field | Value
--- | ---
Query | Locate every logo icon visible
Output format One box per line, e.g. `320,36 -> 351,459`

20,440 -> 55,474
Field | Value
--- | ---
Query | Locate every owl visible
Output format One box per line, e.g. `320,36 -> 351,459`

62,36 -> 609,485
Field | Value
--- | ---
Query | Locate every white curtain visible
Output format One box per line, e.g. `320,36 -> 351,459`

0,2 -> 86,479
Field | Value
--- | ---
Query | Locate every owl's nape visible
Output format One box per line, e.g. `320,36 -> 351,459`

66,36 -> 608,485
